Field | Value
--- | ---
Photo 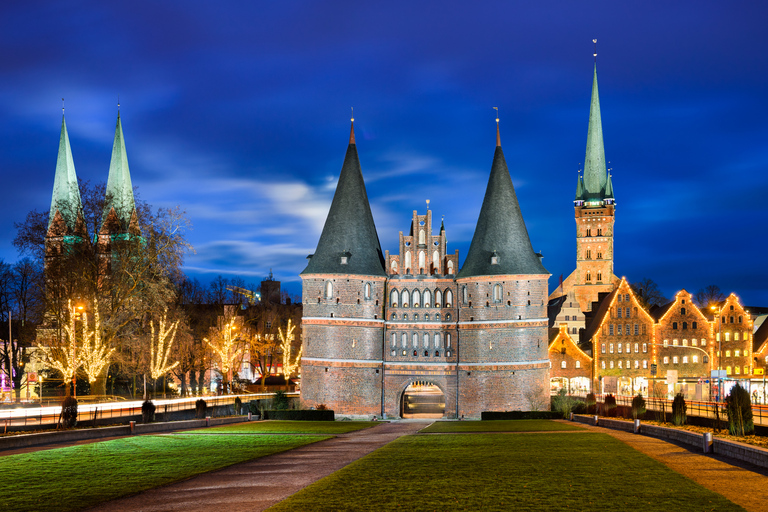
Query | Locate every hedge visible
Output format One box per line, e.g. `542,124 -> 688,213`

262,409 -> 335,421
481,411 -> 560,420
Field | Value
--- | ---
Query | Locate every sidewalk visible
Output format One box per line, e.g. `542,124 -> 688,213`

84,420 -> 428,512
570,421 -> 768,512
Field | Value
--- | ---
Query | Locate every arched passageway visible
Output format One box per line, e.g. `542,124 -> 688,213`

401,381 -> 445,418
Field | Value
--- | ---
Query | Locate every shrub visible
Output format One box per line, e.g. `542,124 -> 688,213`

234,397 -> 242,415
572,401 -> 587,414
552,389 -> 576,419
60,396 -> 78,429
141,400 -> 156,423
264,409 -> 335,421
585,393 -> 596,414
672,393 -> 687,426
316,404 -> 328,410
272,390 -> 289,410
603,394 -> 617,417
195,398 -> 208,419
726,383 -> 754,436
631,394 -> 646,420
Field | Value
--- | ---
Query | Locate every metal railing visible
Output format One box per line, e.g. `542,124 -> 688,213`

0,392 -> 298,433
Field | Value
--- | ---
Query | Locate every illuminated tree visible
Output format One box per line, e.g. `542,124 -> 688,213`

205,312 -> 244,394
79,299 -> 116,385
149,312 -> 180,380
37,300 -> 82,396
279,319 -> 302,379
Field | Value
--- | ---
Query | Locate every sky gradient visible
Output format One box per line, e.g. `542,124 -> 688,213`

1,1 -> 767,305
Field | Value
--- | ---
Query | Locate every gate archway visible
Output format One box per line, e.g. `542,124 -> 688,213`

400,381 -> 445,418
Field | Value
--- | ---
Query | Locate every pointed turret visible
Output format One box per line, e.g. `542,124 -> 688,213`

582,64 -> 608,199
48,114 -> 84,235
575,174 -> 584,201
458,124 -> 548,278
101,112 -> 138,234
605,173 -> 614,200
302,121 -> 385,276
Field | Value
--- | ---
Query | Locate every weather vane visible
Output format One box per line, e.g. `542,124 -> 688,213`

493,106 -> 499,123
426,199 -> 430,210
593,38 -> 597,62
351,107 -> 354,122
62,97 -> 65,114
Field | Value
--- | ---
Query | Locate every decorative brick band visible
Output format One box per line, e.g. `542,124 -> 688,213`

458,318 -> 548,328
302,358 -> 382,368
303,317 -> 385,327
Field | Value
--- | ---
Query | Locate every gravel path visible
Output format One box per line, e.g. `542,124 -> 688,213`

84,420 -> 428,512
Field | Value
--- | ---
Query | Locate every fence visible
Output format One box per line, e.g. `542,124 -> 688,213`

0,392 -> 298,433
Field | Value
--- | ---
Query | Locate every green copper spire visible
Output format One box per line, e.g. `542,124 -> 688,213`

102,112 -> 136,232
582,63 -> 608,199
605,173 -> 614,199
575,174 -> 584,201
48,114 -> 83,232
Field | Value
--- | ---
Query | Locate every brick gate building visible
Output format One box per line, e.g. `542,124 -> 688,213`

300,120 -> 549,418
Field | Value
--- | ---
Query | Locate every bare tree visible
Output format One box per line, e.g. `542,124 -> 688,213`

630,278 -> 668,309
694,285 -> 725,310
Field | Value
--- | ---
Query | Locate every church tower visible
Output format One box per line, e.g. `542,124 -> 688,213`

572,59 -> 617,312
45,112 -> 86,272
98,110 -> 141,278
300,119 -> 387,415
455,120 -> 550,415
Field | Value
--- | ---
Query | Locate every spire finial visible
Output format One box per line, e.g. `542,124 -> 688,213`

118,95 -> 120,112
426,199 -> 430,210
62,97 -> 65,114
349,107 -> 355,145
593,38 -> 597,63
494,107 -> 500,147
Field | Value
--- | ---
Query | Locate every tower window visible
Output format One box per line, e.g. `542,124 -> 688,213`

586,249 -> 591,259
325,281 -> 333,298
597,252 -> 602,259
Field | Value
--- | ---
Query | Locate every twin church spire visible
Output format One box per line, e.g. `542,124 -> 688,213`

48,109 -> 139,239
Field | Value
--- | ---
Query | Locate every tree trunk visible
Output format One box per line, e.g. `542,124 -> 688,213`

92,365 -> 109,397
189,370 -> 197,395
197,368 -> 206,394
179,372 -> 187,397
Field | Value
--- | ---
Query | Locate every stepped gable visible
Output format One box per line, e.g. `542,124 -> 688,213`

302,121 -> 385,276
457,124 -> 548,278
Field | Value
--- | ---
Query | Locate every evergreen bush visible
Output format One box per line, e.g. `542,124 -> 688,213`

273,390 -> 289,410
552,388 -> 576,419
195,398 -> 208,419
603,394 -> 617,417
672,393 -> 687,426
60,396 -> 78,429
585,392 -> 597,414
631,394 -> 646,420
141,400 -> 156,423
726,383 -> 754,436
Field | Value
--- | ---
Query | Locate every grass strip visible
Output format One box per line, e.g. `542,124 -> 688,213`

421,419 -> 584,433
268,432 -> 744,511
0,434 -> 329,512
192,420 -> 378,434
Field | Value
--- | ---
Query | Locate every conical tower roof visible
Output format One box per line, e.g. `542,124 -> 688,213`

301,121 -> 386,276
575,174 -> 584,201
101,111 -> 136,232
582,64 -> 608,199
605,173 -> 614,199
457,125 -> 548,278
48,114 -> 84,233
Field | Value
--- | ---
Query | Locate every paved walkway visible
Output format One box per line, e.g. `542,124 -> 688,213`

568,421 -> 768,512
84,420 -> 427,512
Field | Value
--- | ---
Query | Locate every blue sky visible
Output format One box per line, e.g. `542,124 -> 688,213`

1,1 -> 767,304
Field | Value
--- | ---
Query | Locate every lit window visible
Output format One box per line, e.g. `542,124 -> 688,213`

610,361 -> 614,369
634,360 -> 639,369
602,360 -> 606,369
663,339 -> 668,348
561,361 -> 567,369
626,343 -> 630,353
692,339 -> 698,346
735,366 -> 741,375
663,357 -> 669,364
634,343 -> 639,353
745,332 -> 750,341
735,350 -> 740,357
609,343 -> 614,354
682,339 -> 688,347
683,356 -> 688,364
643,360 -> 648,369
673,339 -> 678,347
726,350 -> 731,357
693,355 -> 699,363
601,344 -> 606,354
701,339 -> 707,346
744,366 -> 749,374
673,356 -> 679,364
642,343 -> 647,353
726,366 -> 732,375
576,361 -> 581,369
618,360 -> 622,369
735,332 -> 740,341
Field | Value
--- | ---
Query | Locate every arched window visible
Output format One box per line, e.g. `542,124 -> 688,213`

423,333 -> 429,348
436,313 -> 441,321
401,333 -> 407,348
447,260 -> 454,274
391,334 -> 396,348
390,289 -> 398,307
434,333 -> 441,348
364,283 -> 371,299
423,289 -> 432,308
682,321 -> 687,330
325,281 -> 333,298
412,333 -> 418,349
576,360 -> 581,369
493,284 -> 502,302
401,289 -> 409,307
404,252 -> 412,273
445,333 -> 452,348
435,289 -> 442,307
586,271 -> 591,282
412,289 -> 421,307
418,251 -> 425,273
561,361 -> 566,369
433,251 -> 440,273
445,289 -> 453,307
461,286 -> 467,304
391,259 -> 398,274
419,230 -> 425,245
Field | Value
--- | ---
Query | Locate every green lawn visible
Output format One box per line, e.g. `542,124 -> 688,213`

421,419 -> 585,433
191,420 -> 379,434
267,433 -> 744,511
0,434 -> 329,512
